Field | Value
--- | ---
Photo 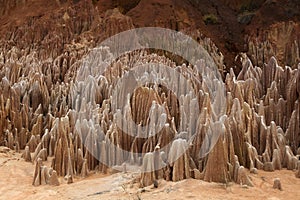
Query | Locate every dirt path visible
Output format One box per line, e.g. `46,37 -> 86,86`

1,149 -> 300,200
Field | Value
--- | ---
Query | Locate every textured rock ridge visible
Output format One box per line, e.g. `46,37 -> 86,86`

1,46 -> 300,187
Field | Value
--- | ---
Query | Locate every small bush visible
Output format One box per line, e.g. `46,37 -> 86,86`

203,14 -> 218,25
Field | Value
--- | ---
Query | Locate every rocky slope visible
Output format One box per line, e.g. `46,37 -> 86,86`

0,0 -> 300,189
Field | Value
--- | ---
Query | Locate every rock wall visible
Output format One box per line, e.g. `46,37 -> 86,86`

247,21 -> 300,68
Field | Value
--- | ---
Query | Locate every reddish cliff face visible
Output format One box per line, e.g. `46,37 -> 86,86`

0,0 -> 299,70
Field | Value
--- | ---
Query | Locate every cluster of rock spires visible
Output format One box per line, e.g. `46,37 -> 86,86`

1,38 -> 300,187
0,0 -> 300,189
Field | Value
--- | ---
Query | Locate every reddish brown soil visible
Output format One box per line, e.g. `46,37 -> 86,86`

1,150 -> 300,200
0,0 -> 299,70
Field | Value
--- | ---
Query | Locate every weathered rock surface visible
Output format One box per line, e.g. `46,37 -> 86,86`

273,178 -> 282,190
21,145 -> 32,162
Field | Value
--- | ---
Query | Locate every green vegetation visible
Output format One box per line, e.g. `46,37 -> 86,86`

203,14 -> 218,25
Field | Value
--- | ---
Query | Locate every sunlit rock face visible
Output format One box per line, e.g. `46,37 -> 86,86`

1,39 -> 300,187
72,53 -> 298,187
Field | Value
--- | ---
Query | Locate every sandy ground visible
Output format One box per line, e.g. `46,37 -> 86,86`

1,147 -> 300,200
